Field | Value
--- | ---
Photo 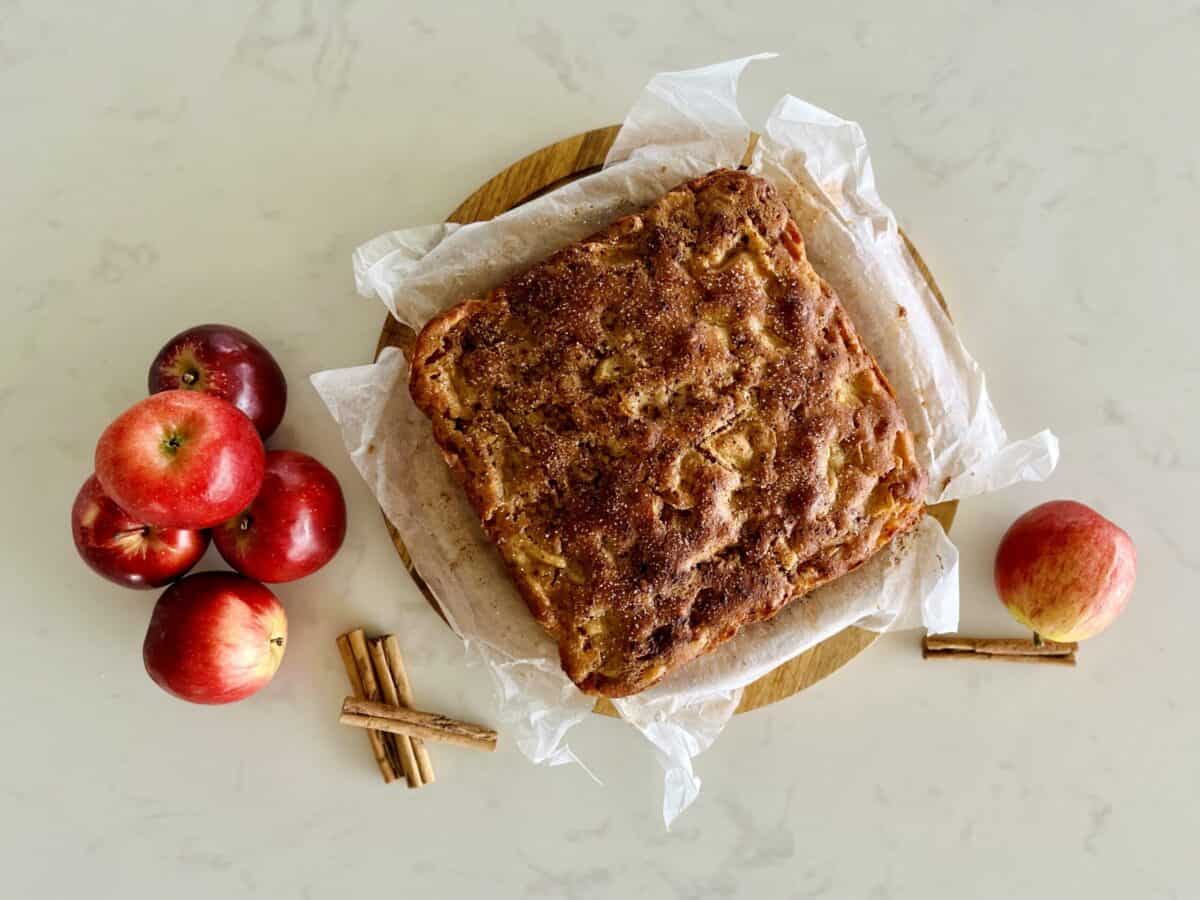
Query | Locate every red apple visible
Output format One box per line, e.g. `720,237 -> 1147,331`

995,500 -> 1136,642
71,474 -> 209,588
213,450 -> 347,583
143,572 -> 287,704
148,324 -> 287,439
95,390 -> 265,529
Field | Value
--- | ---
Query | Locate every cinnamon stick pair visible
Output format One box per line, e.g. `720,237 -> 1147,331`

335,629 -> 437,787
922,634 -> 1078,666
371,637 -> 436,784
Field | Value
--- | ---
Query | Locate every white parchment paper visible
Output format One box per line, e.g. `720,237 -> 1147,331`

312,56 -> 1058,826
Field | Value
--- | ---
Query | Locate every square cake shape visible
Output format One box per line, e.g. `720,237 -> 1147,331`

409,169 -> 926,697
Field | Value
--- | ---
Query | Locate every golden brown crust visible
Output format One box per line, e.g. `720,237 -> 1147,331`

409,170 -> 927,697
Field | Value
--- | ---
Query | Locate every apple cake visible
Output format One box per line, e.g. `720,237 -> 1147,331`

409,169 -> 926,697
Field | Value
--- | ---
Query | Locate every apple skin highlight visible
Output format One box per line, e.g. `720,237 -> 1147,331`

71,474 -> 209,588
214,450 -> 347,583
149,323 -> 288,439
143,572 -> 287,704
995,500 -> 1136,642
95,390 -> 265,530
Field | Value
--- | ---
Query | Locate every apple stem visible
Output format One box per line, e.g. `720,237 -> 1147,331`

181,369 -> 198,386
1032,631 -> 1044,648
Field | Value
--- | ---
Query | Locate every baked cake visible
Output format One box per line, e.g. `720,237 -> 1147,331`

409,169 -> 926,697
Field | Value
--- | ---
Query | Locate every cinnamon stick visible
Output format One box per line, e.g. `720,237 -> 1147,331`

924,649 -> 1077,666
382,634 -> 436,785
368,638 -> 422,788
346,629 -> 405,777
335,633 -> 397,783
923,634 -> 1077,665
340,697 -> 498,752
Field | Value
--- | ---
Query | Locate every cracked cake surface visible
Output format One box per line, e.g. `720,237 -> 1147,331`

409,169 -> 926,697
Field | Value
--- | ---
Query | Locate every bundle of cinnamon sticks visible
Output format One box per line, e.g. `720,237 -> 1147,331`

336,629 -> 497,787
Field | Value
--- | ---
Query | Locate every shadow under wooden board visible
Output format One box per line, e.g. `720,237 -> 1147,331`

376,125 -> 958,716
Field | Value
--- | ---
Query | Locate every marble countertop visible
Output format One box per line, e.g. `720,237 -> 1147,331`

2,2 -> 1197,897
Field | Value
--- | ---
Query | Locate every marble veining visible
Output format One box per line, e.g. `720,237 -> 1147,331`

1,2 -> 1197,898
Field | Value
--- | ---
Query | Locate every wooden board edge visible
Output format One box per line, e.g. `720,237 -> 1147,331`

374,125 -> 959,718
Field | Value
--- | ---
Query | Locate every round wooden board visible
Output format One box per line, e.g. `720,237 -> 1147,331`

376,126 -> 958,716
